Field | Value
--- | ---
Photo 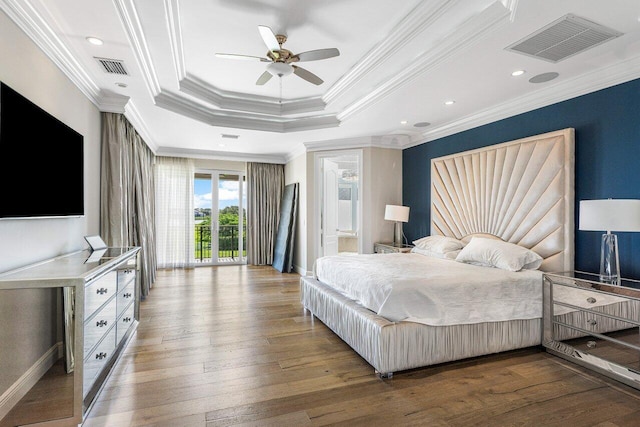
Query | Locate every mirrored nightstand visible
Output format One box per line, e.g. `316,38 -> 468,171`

373,242 -> 414,254
543,271 -> 640,391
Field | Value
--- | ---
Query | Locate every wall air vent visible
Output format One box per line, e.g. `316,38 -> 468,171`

95,57 -> 129,75
505,14 -> 623,63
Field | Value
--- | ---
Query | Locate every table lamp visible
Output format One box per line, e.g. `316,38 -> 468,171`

384,204 -> 410,246
579,199 -> 640,285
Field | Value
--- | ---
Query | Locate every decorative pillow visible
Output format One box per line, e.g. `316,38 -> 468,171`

410,247 -> 460,260
455,237 -> 543,271
412,235 -> 465,254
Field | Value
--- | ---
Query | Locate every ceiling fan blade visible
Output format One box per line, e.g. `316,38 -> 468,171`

292,65 -> 323,85
258,25 -> 280,52
295,48 -> 340,62
215,53 -> 270,62
256,70 -> 273,85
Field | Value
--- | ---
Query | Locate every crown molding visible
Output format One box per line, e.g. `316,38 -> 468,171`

179,74 -> 327,116
113,0 -> 161,97
124,100 -> 159,153
0,0 -> 102,103
284,143 -> 308,163
156,147 -> 286,164
338,1 -> 511,122
164,0 -> 185,80
155,90 -> 339,132
304,134 -> 408,152
323,0 -> 455,105
405,54 -> 640,149
97,91 -> 130,113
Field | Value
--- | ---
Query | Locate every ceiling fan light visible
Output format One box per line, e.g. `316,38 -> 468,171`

267,62 -> 293,77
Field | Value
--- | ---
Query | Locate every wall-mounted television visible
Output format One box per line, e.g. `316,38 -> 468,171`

0,82 -> 84,219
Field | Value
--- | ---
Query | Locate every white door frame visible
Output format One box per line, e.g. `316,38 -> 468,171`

313,149 -> 363,261
195,168 -> 246,266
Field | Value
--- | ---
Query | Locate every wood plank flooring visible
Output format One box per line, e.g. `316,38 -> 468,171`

82,266 -> 640,426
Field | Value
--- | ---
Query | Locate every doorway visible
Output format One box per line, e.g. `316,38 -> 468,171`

194,170 -> 247,265
315,150 -> 362,258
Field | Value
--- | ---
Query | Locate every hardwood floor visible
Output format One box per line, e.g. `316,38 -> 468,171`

82,266 -> 640,427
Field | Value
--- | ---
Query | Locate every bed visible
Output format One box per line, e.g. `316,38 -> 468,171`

300,128 -> 582,377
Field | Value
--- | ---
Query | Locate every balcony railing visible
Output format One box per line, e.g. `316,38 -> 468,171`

195,224 -> 246,263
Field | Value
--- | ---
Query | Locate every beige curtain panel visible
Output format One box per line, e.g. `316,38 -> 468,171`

101,112 -> 157,297
247,162 -> 284,265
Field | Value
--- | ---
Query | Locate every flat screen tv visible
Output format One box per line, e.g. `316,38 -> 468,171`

0,82 -> 84,218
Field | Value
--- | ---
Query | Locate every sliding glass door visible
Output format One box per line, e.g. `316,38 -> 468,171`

194,170 -> 247,265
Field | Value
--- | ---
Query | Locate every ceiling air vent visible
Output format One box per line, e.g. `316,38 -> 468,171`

95,57 -> 129,75
505,14 -> 623,63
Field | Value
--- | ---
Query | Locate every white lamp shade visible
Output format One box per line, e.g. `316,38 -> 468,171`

384,205 -> 410,222
579,199 -> 640,232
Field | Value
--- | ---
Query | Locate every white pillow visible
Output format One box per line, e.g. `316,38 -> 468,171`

455,237 -> 543,271
412,235 -> 464,254
411,247 -> 460,260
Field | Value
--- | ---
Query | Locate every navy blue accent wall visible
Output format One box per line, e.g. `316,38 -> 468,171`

403,78 -> 640,279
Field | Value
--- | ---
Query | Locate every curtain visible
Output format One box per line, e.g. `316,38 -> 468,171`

247,162 -> 284,265
154,157 -> 195,268
101,112 -> 157,298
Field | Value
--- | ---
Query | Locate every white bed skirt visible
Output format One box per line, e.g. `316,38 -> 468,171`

300,276 -> 542,375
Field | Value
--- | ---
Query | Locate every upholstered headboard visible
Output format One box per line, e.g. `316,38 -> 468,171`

430,128 -> 575,272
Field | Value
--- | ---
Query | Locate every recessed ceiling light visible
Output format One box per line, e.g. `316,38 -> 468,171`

511,70 -> 526,77
86,37 -> 103,46
400,120 -> 408,125
115,82 -> 127,88
444,100 -> 455,105
219,143 -> 226,147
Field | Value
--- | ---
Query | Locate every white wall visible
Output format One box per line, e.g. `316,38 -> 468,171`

362,147 -> 403,252
284,153 -> 307,275
0,9 -> 101,399
292,147 -> 402,275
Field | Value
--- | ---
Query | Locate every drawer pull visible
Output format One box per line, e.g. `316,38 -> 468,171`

123,317 -> 132,323
95,352 -> 107,360
587,319 -> 597,326
96,319 -> 108,327
97,288 -> 108,295
586,297 -> 597,304
123,293 -> 132,298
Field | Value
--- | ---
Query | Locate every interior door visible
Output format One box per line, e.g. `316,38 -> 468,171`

322,159 -> 339,256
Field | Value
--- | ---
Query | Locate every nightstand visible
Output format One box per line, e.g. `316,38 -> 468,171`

373,242 -> 414,254
543,271 -> 640,391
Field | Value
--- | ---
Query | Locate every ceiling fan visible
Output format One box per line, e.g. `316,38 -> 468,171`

215,25 -> 340,86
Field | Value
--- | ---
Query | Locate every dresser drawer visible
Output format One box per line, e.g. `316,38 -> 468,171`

83,297 -> 117,355
85,271 -> 117,317
117,268 -> 136,290
117,302 -> 135,343
116,281 -> 135,318
83,327 -> 117,397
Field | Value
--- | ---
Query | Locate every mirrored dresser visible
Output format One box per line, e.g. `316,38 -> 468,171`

0,247 -> 140,426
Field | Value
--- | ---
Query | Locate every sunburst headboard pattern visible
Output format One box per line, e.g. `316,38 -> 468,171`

430,128 -> 575,272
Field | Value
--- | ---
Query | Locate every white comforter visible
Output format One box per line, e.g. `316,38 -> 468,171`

314,253 -> 544,326
314,253 -> 628,326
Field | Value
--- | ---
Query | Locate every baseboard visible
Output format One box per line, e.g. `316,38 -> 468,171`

0,342 -> 62,420
292,264 -> 312,277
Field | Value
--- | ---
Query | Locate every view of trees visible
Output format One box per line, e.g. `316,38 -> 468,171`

194,206 -> 246,260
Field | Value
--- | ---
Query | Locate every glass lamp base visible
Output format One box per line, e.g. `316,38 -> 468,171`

393,222 -> 403,246
600,232 -> 620,285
